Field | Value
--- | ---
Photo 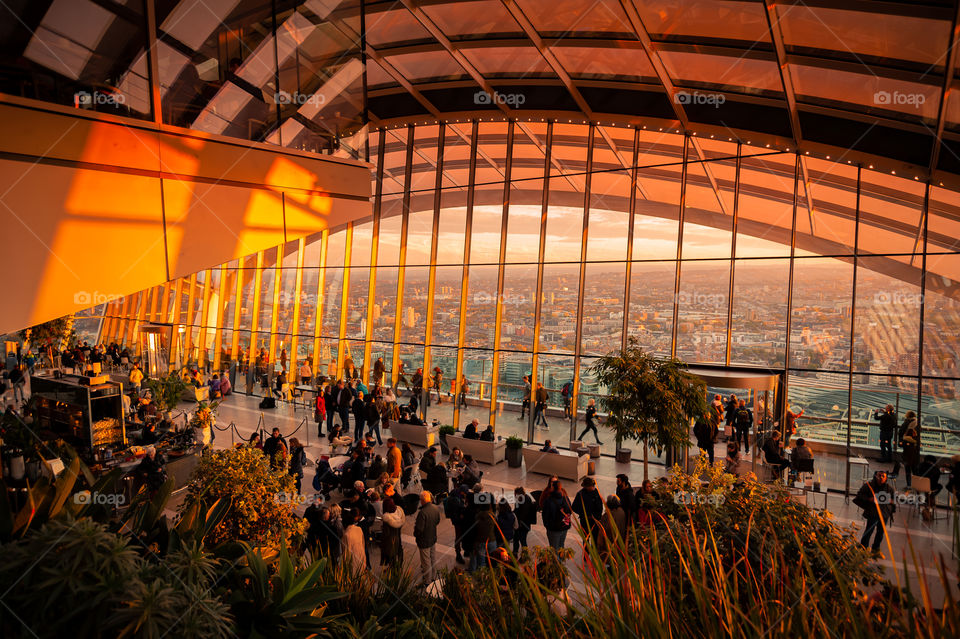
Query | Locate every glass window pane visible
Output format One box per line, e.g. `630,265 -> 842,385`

538,264 -> 579,353
790,257 -> 853,371
923,253 -> 960,377
676,260 -> 730,364
465,264 -> 500,349
730,258 -> 790,367
853,257 -> 921,375
634,165 -> 682,259
400,266 -> 429,344
627,262 -> 676,358
581,264 -> 626,357
431,266 -> 463,347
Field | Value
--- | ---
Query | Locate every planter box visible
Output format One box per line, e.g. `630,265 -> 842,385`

521,445 -> 588,482
506,447 -> 522,467
389,421 -> 439,448
615,448 -> 632,464
448,432 -> 506,465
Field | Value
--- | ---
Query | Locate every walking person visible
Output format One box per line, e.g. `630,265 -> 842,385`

365,396 -> 383,445
352,390 -> 366,443
534,383 -> 549,429
724,394 -> 738,441
336,380 -> 352,437
314,387 -> 326,437
324,383 -> 337,434
458,375 -> 469,408
414,491 -> 441,586
899,412 -> 920,487
560,379 -> 573,419
577,398 -> 603,444
854,471 -> 895,553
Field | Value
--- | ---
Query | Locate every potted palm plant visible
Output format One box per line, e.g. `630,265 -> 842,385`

590,339 -> 708,478
144,373 -> 187,419
505,436 -> 525,467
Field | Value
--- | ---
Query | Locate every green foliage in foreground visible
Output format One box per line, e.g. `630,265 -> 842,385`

0,452 -> 957,638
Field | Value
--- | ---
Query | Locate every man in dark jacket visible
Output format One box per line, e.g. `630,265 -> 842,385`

854,471 -> 895,552
512,487 -> 538,555
262,428 -> 288,470
693,413 -> 718,464
615,474 -> 636,525
572,477 -> 604,545
335,380 -> 352,434
874,404 -> 897,462
733,399 -> 753,453
415,491 -> 442,585
364,397 -> 382,445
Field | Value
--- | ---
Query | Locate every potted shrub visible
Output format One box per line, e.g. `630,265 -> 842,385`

439,425 -> 455,454
144,372 -> 187,419
590,338 -> 708,478
505,436 -> 525,467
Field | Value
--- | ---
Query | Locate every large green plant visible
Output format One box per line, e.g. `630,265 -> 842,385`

589,339 -> 708,478
179,446 -> 306,548
19,316 -> 75,349
143,372 -> 187,413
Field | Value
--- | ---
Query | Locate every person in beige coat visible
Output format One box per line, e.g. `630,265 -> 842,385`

342,510 -> 367,575
380,497 -> 406,567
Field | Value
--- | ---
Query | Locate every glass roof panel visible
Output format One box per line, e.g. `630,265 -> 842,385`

790,64 -> 939,121
364,7 -> 433,46
460,46 -> 554,77
659,50 -> 781,94
422,0 -> 522,38
516,0 -> 633,36
382,50 -> 467,82
778,4 -> 949,66
636,0 -> 770,43
552,45 -> 655,81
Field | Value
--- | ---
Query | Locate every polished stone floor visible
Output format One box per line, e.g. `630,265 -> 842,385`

203,391 -> 958,604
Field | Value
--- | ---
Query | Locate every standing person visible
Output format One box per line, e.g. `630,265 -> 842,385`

314,387 -> 327,437
710,394 -> 724,429
784,405 -> 804,446
724,394 -> 739,441
534,383 -> 550,429
280,349 -> 288,373
324,383 -> 336,434
414,491 -> 441,586
496,499 -> 517,549
288,438 -> 307,494
386,438 -> 402,488
342,509 -> 366,575
615,474 -> 636,525
336,380 -> 352,436
512,486 -> 537,555
601,495 -> 628,555
412,368 -> 424,404
561,379 -> 574,419
693,411 -> 718,464
298,360 -> 312,385
263,428 -> 288,470
540,476 -> 573,550
733,399 -> 753,454
572,477 -> 604,546
365,396 -> 382,445
723,442 -> 742,476
128,363 -> 143,393
874,404 -> 897,463
432,367 -> 444,405
577,398 -> 602,444
380,498 -> 405,568
445,482 -> 470,564
899,415 -> 920,487
400,442 -> 416,489
458,375 -> 469,408
853,471 -> 895,553
519,375 -> 531,420
396,360 -> 408,393
373,357 -> 385,384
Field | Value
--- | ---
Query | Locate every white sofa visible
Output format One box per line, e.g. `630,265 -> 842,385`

388,421 -> 439,448
521,445 -> 588,482
447,432 -> 506,465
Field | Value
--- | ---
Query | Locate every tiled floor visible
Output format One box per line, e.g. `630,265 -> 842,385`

205,392 -> 959,605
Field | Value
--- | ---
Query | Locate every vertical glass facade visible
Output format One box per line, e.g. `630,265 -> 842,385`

97,120 -> 960,467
